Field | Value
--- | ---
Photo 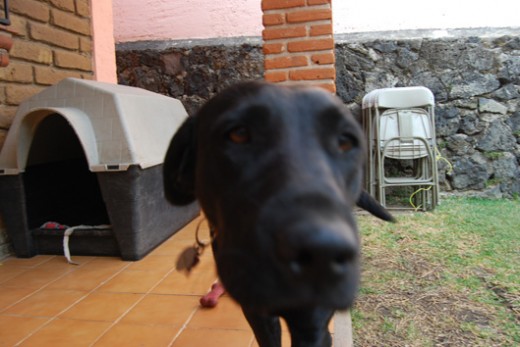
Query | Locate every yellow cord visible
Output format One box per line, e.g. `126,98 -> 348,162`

408,146 -> 452,210
409,186 -> 432,211
435,146 -> 453,174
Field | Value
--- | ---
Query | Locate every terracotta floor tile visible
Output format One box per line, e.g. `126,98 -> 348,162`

0,218 -> 348,346
126,254 -> 178,274
2,267 -> 71,289
0,255 -> 55,269
0,265 -> 30,284
93,322 -> 180,347
152,257 -> 217,295
4,288 -> 87,317
152,238 -> 198,257
97,269 -> 166,293
86,256 -> 128,268
121,294 -> 199,326
19,318 -> 111,347
47,262 -> 127,291
60,292 -> 143,322
35,256 -> 95,271
0,315 -> 50,346
0,286 -> 37,311
188,296 -> 250,331
173,327 -> 252,347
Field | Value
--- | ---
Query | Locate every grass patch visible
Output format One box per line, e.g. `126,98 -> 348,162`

354,198 -> 520,346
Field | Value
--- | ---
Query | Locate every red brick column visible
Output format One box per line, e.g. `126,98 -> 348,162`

262,0 -> 336,93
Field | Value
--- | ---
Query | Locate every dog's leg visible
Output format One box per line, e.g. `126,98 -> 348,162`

242,308 -> 282,347
282,308 -> 334,347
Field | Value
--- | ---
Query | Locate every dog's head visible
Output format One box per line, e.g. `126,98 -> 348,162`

164,82 -> 385,313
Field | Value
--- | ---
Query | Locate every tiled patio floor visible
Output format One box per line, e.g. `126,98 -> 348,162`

0,216 -> 344,346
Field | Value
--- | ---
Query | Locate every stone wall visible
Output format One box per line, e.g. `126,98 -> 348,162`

335,33 -> 520,198
116,31 -> 520,198
117,39 -> 264,116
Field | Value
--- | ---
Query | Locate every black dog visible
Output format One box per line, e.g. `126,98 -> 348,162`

163,82 -> 393,347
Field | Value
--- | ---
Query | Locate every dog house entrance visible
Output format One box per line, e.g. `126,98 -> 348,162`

23,114 -> 115,255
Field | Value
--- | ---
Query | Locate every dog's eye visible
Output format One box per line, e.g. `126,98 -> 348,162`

228,126 -> 250,144
337,133 -> 355,153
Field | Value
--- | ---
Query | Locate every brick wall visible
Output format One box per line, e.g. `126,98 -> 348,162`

0,0 -> 93,147
262,0 -> 336,93
0,0 -> 94,259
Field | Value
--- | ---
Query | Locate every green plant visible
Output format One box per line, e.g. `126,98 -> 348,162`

485,177 -> 502,187
484,151 -> 505,160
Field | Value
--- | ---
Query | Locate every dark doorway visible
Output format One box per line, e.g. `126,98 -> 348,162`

23,114 -> 110,229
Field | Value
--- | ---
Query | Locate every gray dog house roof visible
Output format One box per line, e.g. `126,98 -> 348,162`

0,78 -> 188,174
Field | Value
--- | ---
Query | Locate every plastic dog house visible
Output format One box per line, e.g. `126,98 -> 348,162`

0,78 -> 199,260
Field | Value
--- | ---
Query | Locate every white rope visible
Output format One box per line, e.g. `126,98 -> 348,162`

63,224 -> 111,265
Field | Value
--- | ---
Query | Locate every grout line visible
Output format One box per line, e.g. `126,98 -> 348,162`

0,256 -> 94,314
13,260 -> 133,346
89,257 -> 198,346
166,279 -> 223,346
166,306 -> 200,347
0,255 -> 57,285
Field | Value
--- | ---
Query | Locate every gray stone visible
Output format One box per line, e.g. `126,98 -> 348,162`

479,185 -> 504,199
491,84 -> 520,100
363,71 -> 399,92
477,120 -> 516,151
450,72 -> 500,99
507,111 -> 520,133
479,112 -> 506,123
396,48 -> 419,69
449,152 -> 490,190
459,109 -> 482,135
490,152 -> 519,180
498,54 -> 520,84
419,39 -> 463,70
452,98 -> 479,110
372,40 -> 398,53
336,71 -> 365,104
447,134 -> 475,155
478,98 -> 508,115
410,71 -> 448,102
435,105 -> 460,136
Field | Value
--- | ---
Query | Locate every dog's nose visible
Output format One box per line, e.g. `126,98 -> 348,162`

276,221 -> 358,280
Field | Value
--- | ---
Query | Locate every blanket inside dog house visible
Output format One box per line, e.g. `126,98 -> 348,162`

0,78 -> 199,260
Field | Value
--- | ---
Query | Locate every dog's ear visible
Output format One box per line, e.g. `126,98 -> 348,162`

357,191 -> 396,222
163,116 -> 197,205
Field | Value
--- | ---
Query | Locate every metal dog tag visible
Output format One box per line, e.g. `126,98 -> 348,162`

176,218 -> 214,275
176,245 -> 202,274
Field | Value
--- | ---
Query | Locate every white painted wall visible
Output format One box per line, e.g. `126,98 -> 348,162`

333,0 -> 520,34
113,0 -> 520,43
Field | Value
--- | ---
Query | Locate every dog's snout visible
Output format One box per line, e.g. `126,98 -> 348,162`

289,239 -> 357,278
277,222 -> 358,280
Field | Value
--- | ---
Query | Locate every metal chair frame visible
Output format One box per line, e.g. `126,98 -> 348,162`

362,87 -> 439,211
